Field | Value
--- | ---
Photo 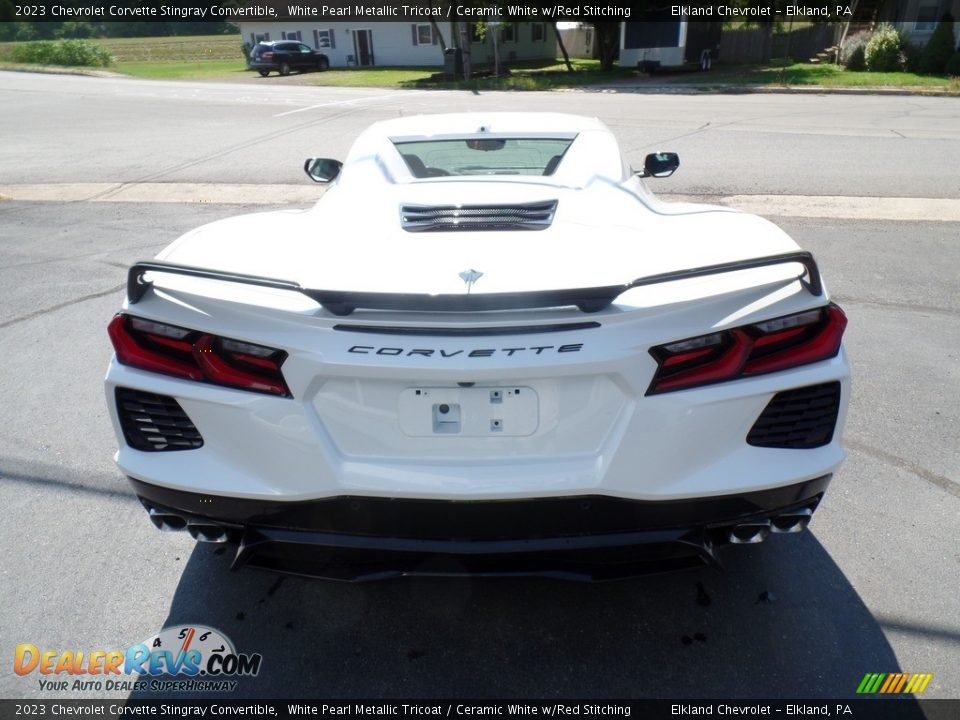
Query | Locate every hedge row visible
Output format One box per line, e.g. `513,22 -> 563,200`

10,40 -> 112,67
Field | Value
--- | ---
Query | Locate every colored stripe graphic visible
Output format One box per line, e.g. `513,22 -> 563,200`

857,673 -> 932,694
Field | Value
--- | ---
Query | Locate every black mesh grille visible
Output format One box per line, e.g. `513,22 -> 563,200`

400,201 -> 557,232
747,382 -> 841,449
115,388 -> 203,452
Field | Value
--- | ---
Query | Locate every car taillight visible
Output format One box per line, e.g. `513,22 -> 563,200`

261,51 -> 274,60
107,314 -> 290,397
647,304 -> 847,394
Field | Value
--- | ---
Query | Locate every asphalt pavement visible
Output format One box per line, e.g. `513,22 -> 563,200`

0,72 -> 957,701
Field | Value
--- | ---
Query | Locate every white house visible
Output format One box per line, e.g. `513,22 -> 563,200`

239,21 -> 556,68
877,0 -> 960,46
556,23 -> 595,59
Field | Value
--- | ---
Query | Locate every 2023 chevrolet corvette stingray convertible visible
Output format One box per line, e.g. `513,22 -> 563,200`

105,113 -> 849,581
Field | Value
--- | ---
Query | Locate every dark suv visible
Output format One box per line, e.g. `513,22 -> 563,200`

249,41 -> 330,77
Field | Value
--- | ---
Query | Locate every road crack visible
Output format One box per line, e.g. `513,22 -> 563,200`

0,283 -> 124,330
846,437 -> 960,500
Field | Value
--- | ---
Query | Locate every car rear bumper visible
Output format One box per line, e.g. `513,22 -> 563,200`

130,473 -> 831,581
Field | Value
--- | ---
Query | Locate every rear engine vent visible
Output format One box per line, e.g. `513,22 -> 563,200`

400,201 -> 558,232
115,387 -> 203,452
747,382 -> 841,449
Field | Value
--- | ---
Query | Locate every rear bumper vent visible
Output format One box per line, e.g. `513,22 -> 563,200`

401,201 -> 557,232
747,382 -> 841,449
115,387 -> 203,452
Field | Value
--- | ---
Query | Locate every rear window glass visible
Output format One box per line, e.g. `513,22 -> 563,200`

394,138 -> 575,177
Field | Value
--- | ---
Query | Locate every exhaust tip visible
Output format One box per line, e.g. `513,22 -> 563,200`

729,520 -> 771,545
148,507 -> 187,532
771,507 -> 813,534
187,523 -> 229,543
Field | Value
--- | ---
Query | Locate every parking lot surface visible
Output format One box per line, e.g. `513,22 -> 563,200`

0,72 -> 957,700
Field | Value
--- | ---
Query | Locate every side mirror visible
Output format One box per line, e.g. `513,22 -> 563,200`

639,152 -> 680,178
304,158 -> 342,183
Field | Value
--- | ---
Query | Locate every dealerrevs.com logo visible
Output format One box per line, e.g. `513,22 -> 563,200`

14,625 -> 262,693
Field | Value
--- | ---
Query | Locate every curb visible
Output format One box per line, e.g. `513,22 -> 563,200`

572,83 -> 959,97
0,64 -> 125,79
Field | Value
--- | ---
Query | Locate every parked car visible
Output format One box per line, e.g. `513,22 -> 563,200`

249,41 -> 329,76
106,113 -> 849,581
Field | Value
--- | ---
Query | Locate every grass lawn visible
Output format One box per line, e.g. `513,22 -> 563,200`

399,58 -> 636,91
0,34 -> 249,79
113,60 -> 248,80
114,57 -> 622,89
291,67 -> 442,87
666,61 -> 960,92
1,35 -> 957,94
110,56 -> 632,89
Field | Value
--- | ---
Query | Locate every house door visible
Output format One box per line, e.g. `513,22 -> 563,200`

354,29 -> 374,66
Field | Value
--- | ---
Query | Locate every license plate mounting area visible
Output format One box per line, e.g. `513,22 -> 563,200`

398,387 -> 538,437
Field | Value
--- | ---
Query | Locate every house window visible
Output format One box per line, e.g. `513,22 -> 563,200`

314,29 -> 336,49
532,23 -> 546,42
281,31 -> 301,41
501,24 -> 516,43
255,33 -> 270,42
414,23 -> 433,45
915,0 -> 941,30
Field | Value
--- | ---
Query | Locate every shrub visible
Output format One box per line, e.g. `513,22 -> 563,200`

10,39 -> 112,67
865,24 -> 904,72
241,42 -> 252,67
899,33 -> 923,72
840,31 -> 870,70
947,51 -> 960,77
918,12 -> 956,74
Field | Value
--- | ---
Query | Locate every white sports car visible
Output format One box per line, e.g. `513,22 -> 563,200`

105,113 -> 849,581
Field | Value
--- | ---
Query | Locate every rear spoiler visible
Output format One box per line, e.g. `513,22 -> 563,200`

127,251 -> 823,316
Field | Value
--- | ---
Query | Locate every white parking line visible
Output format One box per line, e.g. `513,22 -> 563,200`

3,184 -> 960,221
0,183 -> 319,204
272,92 -> 410,118
664,194 -> 960,222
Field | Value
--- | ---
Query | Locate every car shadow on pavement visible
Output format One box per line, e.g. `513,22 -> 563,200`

126,528 -> 914,701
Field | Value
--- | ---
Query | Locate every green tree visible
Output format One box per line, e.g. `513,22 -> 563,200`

55,21 -> 95,39
918,12 -> 956,74
554,22 -> 573,72
591,22 -> 620,71
14,22 -> 39,41
945,50 -> 960,76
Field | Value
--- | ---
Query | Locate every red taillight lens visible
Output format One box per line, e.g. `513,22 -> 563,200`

107,314 -> 290,397
647,303 -> 846,395
262,51 -> 274,60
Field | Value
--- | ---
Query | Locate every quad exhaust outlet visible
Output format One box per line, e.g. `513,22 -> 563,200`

727,507 -> 814,544
148,506 -> 187,532
187,523 -> 230,543
145,501 -> 818,552
146,504 -> 234,543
